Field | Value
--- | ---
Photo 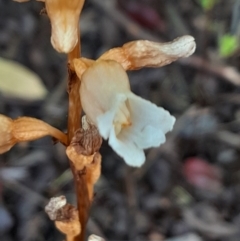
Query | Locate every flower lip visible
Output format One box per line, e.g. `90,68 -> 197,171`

113,98 -> 132,135
105,92 -> 175,166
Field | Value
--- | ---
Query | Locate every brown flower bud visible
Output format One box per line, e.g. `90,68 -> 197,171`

0,115 -> 16,154
99,35 -> 196,70
66,117 -> 102,199
66,146 -> 95,171
0,115 -> 67,154
45,196 -> 81,240
12,117 -> 67,145
45,196 -> 67,221
55,218 -> 81,240
45,0 -> 85,53
13,117 -> 53,141
66,116 -> 102,171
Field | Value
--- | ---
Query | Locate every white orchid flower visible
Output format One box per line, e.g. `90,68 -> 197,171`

80,60 -> 175,167
74,36 -> 196,166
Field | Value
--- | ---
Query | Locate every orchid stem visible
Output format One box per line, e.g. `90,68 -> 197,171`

47,125 -> 68,146
67,29 -> 90,241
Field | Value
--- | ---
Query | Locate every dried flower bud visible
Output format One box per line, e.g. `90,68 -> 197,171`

66,146 -> 102,198
66,117 -> 102,199
99,35 -> 196,70
13,117 -> 53,141
55,218 -> 81,239
13,0 -> 85,52
45,0 -> 85,53
45,196 -> 81,239
66,117 -> 102,170
0,115 -> 67,154
45,196 -> 67,221
13,117 -> 67,145
66,146 -> 95,171
0,115 -> 16,154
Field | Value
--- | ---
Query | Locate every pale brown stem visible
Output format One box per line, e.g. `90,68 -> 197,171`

47,125 -> 68,146
67,30 -> 81,141
67,28 -> 91,241
67,235 -> 78,241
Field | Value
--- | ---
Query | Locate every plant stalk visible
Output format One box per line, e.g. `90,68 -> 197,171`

67,29 -> 91,241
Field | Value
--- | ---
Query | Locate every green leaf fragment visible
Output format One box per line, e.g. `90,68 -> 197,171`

219,34 -> 238,57
199,0 -> 218,10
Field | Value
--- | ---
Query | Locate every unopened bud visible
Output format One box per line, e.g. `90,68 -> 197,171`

45,0 -> 85,53
0,115 -> 15,154
13,117 -> 52,141
45,196 -> 81,238
99,35 -> 196,70
0,115 -> 67,154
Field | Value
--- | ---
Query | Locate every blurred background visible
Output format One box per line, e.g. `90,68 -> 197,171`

1,0 -> 240,240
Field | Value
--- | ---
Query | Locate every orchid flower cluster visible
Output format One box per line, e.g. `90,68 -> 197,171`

2,0 -> 196,240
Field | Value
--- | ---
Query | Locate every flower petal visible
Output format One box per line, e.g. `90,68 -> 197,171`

97,94 -> 127,139
120,125 -> 166,149
97,110 -> 115,140
115,93 -> 175,150
96,94 -> 146,166
126,93 -> 176,134
108,125 -> 145,167
80,60 -> 130,124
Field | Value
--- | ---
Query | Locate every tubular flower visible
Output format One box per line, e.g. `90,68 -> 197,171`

80,60 -> 175,167
14,0 -> 85,53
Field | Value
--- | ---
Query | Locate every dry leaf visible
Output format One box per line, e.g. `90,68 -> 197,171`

0,58 -> 47,101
